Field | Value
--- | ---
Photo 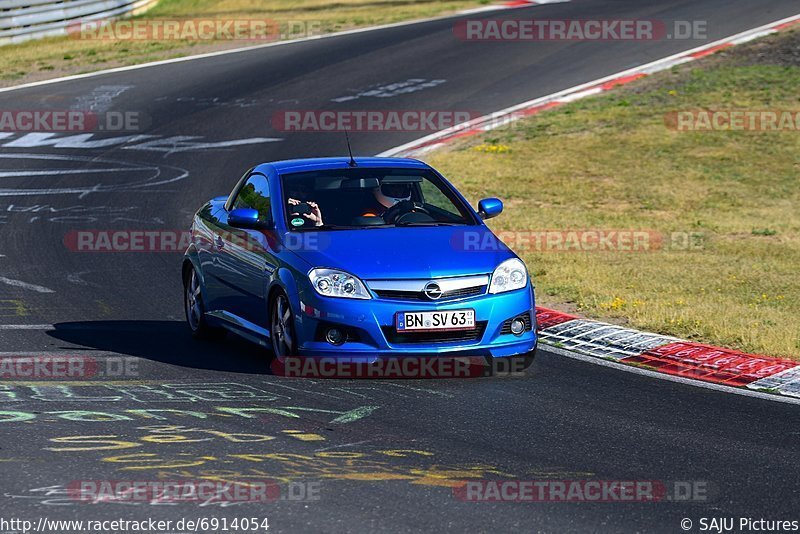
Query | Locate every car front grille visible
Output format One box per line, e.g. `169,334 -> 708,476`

374,285 -> 486,301
382,321 -> 487,344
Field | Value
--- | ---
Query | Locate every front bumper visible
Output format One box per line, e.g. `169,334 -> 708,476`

291,282 -> 537,360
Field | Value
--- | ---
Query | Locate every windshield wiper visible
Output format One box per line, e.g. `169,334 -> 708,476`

394,221 -> 464,227
296,224 -> 358,230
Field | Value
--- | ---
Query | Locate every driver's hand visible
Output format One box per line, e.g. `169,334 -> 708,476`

301,201 -> 323,226
383,199 -> 413,224
308,201 -> 323,225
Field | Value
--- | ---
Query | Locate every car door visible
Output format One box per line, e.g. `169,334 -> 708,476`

201,169 -> 250,313
214,171 -> 279,328
194,201 -> 228,313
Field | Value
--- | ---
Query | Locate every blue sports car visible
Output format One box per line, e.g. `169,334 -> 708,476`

182,157 -> 537,371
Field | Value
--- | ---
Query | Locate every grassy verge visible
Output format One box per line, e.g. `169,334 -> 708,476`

429,30 -> 800,358
0,0 -> 487,87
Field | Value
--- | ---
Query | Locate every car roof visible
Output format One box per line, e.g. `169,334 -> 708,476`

254,157 -> 431,176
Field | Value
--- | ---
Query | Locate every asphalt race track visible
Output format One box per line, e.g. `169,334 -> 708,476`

1,0 -> 799,531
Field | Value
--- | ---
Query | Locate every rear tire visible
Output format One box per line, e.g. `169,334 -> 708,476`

184,267 -> 226,340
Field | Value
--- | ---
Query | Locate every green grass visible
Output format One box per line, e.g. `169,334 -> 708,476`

428,31 -> 800,359
0,0 -> 486,86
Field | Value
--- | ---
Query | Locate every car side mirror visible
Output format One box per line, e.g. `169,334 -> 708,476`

478,197 -> 503,220
229,208 -> 270,229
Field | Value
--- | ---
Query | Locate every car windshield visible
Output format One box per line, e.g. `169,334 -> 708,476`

280,167 -> 476,230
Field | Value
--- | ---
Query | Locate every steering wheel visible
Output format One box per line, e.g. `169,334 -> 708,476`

382,200 -> 431,224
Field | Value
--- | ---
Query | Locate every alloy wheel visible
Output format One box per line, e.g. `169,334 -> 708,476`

271,293 -> 296,357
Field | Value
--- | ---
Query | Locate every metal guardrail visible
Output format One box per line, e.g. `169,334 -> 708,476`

0,0 -> 158,45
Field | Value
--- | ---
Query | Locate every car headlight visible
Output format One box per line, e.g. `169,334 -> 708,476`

309,268 -> 371,299
489,258 -> 528,294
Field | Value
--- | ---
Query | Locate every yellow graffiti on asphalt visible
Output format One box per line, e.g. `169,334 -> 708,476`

139,425 -> 278,444
281,430 -> 326,442
105,453 -> 219,470
99,450 -> 517,488
45,426 -> 282,451
47,435 -> 139,452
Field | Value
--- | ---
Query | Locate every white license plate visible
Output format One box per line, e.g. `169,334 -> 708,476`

396,309 -> 476,332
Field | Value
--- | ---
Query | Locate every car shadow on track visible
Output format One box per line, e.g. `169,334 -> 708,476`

45,320 -> 271,374
45,321 -> 537,380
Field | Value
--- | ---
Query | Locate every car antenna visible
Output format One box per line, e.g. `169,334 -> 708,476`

344,130 -> 357,167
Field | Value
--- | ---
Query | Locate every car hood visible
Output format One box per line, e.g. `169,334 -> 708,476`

285,226 -> 516,280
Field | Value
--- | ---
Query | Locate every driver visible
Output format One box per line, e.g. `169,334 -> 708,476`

361,182 -> 412,218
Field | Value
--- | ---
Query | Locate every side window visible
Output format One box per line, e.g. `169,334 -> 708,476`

420,177 -> 460,218
232,173 -> 272,222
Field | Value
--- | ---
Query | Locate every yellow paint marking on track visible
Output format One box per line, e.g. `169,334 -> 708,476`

0,299 -> 29,317
95,300 -> 114,317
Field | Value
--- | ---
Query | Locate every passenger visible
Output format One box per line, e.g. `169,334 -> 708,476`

286,182 -> 323,226
287,198 -> 323,226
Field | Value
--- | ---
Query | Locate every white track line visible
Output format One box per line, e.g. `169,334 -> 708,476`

0,277 -> 55,294
0,324 -> 54,330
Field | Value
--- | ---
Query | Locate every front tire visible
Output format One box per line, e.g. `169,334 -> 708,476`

184,267 -> 225,340
270,291 -> 297,358
493,347 -> 537,376
509,350 -> 536,371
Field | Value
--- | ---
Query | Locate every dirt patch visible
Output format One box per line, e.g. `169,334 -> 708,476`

729,28 -> 800,67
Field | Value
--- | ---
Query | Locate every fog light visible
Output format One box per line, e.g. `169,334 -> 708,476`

510,318 -> 526,336
325,327 -> 345,345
